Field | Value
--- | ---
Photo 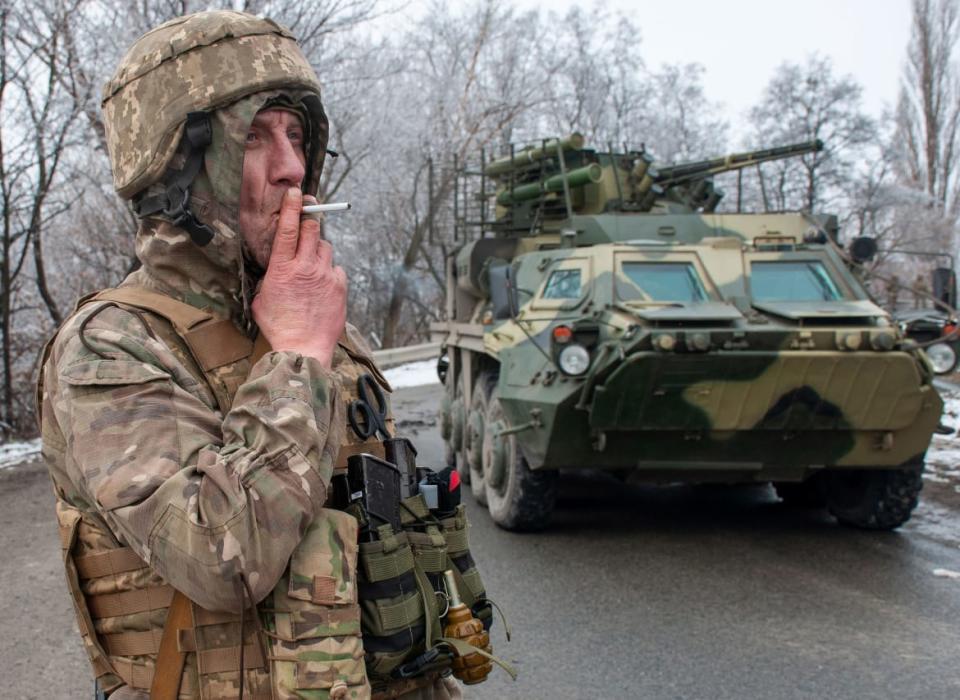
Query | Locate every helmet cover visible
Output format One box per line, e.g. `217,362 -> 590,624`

102,10 -> 327,199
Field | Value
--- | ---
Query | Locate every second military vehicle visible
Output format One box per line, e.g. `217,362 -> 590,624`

431,135 -> 943,531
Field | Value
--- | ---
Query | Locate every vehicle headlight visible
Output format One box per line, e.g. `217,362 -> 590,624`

558,344 -> 591,376
926,342 -> 958,375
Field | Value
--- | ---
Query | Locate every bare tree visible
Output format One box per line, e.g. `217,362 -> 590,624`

337,0 -> 553,347
894,0 -> 960,235
639,63 -> 728,164
743,54 -> 875,213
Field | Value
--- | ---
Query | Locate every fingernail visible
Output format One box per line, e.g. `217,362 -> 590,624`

287,187 -> 301,199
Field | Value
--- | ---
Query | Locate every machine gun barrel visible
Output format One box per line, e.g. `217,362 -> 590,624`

484,133 -> 585,177
655,139 -> 824,184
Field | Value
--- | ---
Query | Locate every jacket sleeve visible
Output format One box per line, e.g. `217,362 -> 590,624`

49,304 -> 344,611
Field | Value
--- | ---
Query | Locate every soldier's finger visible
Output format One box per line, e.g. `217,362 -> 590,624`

316,239 -> 334,268
297,217 -> 321,260
334,265 -> 347,289
270,187 -> 303,264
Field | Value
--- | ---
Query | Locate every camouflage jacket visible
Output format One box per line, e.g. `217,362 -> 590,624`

40,217 -> 389,698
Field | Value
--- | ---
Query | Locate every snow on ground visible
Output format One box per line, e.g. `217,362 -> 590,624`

927,386 -> 960,491
0,438 -> 41,470
933,568 -> 960,580
908,500 -> 960,545
383,359 -> 441,389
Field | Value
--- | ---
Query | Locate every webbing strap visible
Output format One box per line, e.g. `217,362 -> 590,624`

74,547 -> 146,580
193,607 -> 242,627
400,495 -> 430,524
376,594 -> 424,632
112,657 -> 155,690
92,287 -> 254,373
461,569 -> 485,602
363,546 -> 414,583
101,629 -> 163,657
441,526 -> 469,555
437,636 -> 518,680
92,287 -> 212,331
89,286 -> 253,414
412,563 -> 440,651
150,590 -> 193,700
197,643 -> 266,674
406,531 -> 447,573
58,522 -> 73,548
87,585 -> 174,619
250,332 -> 272,367
411,547 -> 446,574
58,508 -> 120,688
183,319 -> 254,371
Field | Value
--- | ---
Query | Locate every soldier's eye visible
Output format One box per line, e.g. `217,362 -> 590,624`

245,130 -> 259,144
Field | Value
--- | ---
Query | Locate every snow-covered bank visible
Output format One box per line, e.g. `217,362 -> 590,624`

383,359 -> 441,389
927,387 -> 960,481
0,438 -> 41,470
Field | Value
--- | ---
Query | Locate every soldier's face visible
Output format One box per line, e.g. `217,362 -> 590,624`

239,108 -> 307,268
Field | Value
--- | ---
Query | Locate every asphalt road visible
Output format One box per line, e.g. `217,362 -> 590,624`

2,382 -> 960,699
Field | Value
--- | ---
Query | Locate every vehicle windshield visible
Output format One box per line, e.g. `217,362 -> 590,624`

751,261 -> 843,302
542,268 -> 582,299
619,262 -> 709,303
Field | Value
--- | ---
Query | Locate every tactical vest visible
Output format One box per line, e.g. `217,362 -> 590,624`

39,286 -> 501,700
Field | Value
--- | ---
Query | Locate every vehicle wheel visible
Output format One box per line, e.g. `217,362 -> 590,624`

466,372 -> 496,505
441,372 -> 467,478
926,341 -> 958,375
773,476 -> 826,507
482,385 -> 557,530
823,465 -> 924,530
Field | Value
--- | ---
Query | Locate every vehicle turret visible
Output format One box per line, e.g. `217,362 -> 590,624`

478,137 -> 824,234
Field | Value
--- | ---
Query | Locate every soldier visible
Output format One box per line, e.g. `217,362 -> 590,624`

38,11 -> 461,700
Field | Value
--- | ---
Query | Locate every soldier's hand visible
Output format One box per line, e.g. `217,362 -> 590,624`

252,187 -> 347,369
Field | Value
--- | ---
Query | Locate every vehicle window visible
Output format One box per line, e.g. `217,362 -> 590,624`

542,269 -> 582,299
620,262 -> 709,302
751,261 -> 843,301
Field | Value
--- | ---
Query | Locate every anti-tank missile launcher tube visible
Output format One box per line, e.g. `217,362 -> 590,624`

496,163 -> 603,206
484,133 -> 585,177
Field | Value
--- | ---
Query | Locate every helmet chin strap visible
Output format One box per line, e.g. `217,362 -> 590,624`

134,112 -> 216,246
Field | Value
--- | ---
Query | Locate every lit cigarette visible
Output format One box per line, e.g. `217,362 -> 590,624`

302,202 -> 351,213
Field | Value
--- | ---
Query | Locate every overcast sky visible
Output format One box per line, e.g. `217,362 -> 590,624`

517,0 -> 913,137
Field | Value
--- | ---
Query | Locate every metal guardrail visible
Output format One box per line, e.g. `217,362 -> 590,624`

372,342 -> 441,368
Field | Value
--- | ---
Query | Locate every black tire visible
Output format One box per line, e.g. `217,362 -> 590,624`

441,371 -> 467,480
482,384 -> 557,530
466,371 -> 496,506
773,476 -> 826,508
823,466 -> 924,530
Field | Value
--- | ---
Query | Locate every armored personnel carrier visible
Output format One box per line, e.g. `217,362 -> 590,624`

431,135 -> 943,531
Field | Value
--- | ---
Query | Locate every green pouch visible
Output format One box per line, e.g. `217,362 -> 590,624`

356,524 -> 426,680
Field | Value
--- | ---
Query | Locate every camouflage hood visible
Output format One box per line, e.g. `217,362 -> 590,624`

127,89 -> 328,328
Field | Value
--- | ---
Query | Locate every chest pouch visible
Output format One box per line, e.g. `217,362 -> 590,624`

345,452 -> 515,688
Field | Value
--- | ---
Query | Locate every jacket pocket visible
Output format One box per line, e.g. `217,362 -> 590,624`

269,508 -> 370,699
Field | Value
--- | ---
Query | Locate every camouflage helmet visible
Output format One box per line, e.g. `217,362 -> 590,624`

102,10 -> 328,204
